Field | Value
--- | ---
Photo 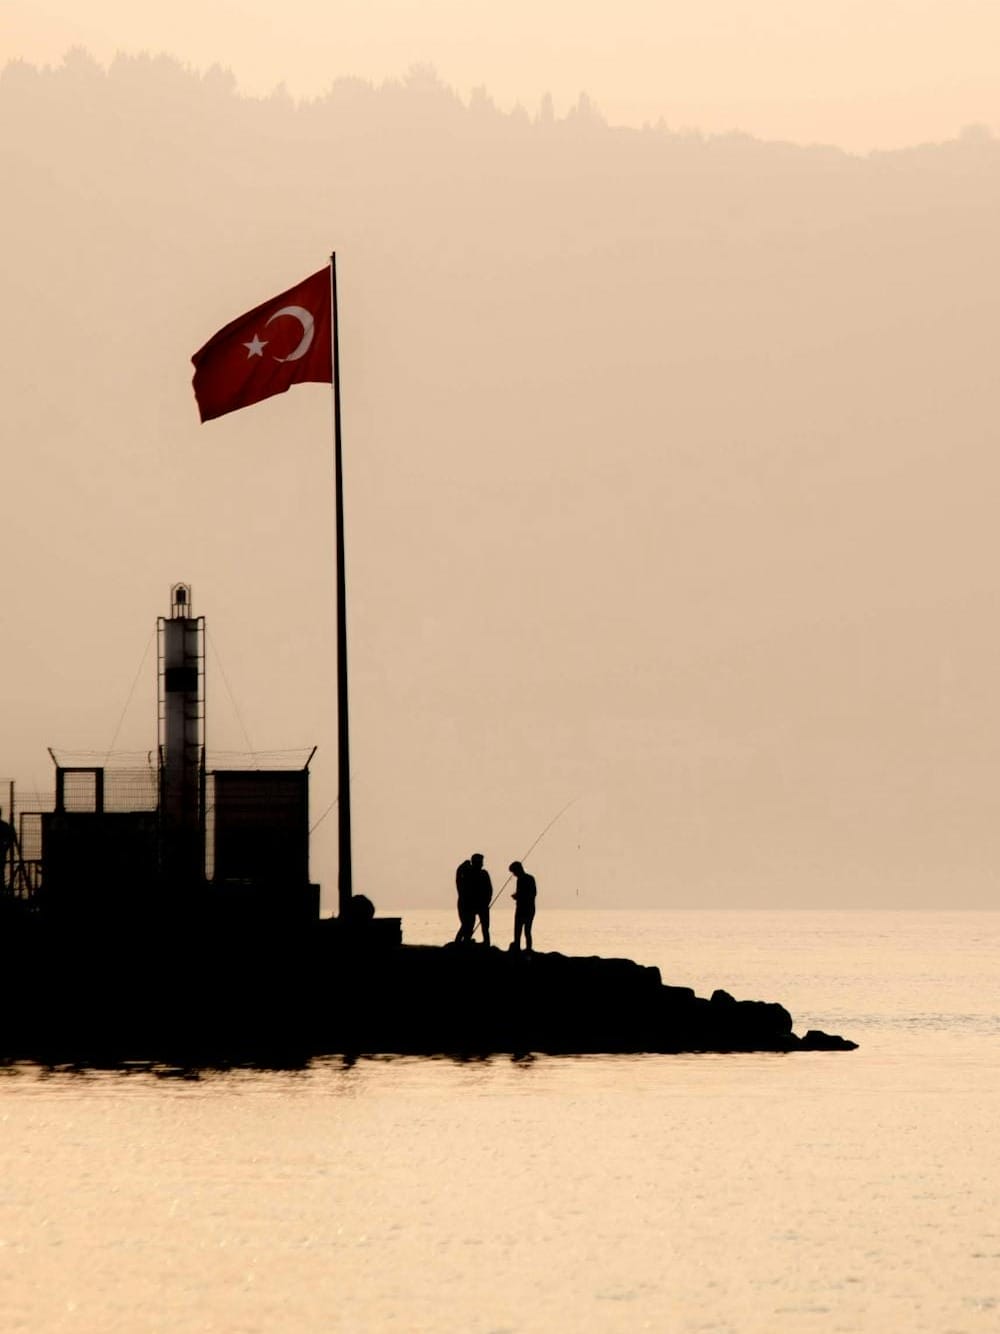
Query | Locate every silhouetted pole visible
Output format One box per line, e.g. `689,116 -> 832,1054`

331,252 -> 353,916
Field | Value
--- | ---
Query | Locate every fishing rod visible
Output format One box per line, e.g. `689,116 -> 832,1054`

310,794 -> 339,834
489,796 -> 579,908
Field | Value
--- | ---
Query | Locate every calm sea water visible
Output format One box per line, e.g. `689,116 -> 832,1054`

1,910 -> 997,1333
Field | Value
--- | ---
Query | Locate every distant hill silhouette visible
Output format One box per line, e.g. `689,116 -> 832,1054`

3,51 -> 1000,907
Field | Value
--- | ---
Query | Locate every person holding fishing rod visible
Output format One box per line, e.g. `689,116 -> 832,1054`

508,861 -> 537,952
484,796 -> 577,952
450,798 -> 575,952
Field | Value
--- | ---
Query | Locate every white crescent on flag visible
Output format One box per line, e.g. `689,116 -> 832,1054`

265,305 -> 315,362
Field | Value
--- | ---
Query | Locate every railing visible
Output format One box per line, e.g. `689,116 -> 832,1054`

4,856 -> 42,900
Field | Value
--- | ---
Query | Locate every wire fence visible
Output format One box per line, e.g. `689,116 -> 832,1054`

3,753 -> 312,894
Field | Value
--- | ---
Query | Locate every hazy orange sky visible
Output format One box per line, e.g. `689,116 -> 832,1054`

5,0 -> 999,151
4,9 -> 1000,910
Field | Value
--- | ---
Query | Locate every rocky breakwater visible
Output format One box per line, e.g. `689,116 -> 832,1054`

0,916 -> 854,1065
321,941 -> 857,1056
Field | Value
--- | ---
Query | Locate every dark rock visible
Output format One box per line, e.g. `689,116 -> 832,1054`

0,915 -> 857,1062
347,894 -> 376,924
798,1029 -> 859,1051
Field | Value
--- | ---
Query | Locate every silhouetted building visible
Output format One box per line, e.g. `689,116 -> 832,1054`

25,586 -> 319,928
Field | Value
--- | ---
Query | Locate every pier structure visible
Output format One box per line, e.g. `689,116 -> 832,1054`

0,586 -> 853,1062
5,585 -> 318,925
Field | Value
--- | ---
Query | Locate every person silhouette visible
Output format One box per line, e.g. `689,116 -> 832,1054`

454,857 -> 475,943
509,860 -> 537,952
0,806 -> 13,893
468,852 -> 493,946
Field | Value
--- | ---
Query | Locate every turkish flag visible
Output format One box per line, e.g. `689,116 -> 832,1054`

191,267 -> 333,422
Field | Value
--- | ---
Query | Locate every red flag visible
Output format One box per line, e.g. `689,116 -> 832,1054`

191,267 -> 333,422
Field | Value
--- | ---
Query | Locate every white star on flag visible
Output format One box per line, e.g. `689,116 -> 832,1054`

243,334 -> 267,358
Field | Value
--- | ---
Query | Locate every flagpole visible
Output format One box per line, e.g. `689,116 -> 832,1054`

330,252 -> 353,916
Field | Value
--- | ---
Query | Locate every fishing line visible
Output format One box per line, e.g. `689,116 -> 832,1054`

310,794 -> 339,834
489,795 -> 579,908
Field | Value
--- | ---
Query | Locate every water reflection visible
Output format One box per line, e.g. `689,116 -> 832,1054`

0,911 -> 997,1334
